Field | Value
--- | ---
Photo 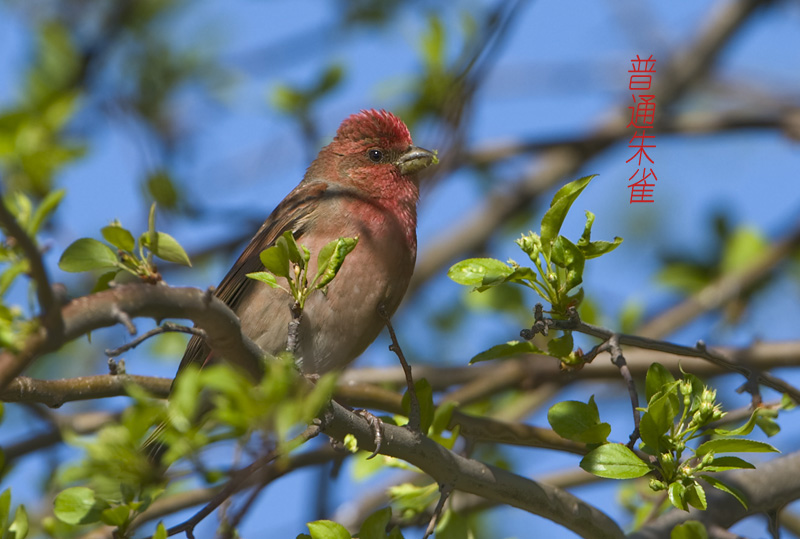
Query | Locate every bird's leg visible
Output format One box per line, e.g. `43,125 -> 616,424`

378,303 -> 421,433
354,408 -> 384,459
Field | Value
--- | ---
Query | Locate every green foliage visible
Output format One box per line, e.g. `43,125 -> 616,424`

449,175 -> 622,364
389,483 -> 439,520
0,190 -> 66,349
0,489 -> 29,539
401,378 -> 434,433
566,363 -> 779,512
547,396 -> 610,445
58,203 -> 191,288
272,65 -> 344,118
0,22 -> 85,198
671,520 -> 708,539
51,359 -> 336,536
299,520 -> 352,539
356,507 -> 405,539
580,444 -> 651,479
247,231 -> 358,310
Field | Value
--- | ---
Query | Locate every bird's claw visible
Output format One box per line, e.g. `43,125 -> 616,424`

355,409 -> 384,459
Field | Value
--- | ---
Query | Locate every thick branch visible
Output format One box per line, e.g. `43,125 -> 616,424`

323,401 -> 624,539
1,375 -> 171,407
0,284 -> 264,389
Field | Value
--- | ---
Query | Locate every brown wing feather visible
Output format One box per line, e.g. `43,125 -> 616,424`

177,181 -> 329,374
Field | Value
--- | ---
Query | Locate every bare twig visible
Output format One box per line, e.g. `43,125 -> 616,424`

166,424 -> 321,538
606,335 -> 640,448
528,306 -> 800,403
378,304 -> 421,433
105,322 -> 206,357
0,186 -> 63,335
423,484 -> 453,539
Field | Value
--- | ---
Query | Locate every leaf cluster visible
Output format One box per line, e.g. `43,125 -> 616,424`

449,175 -> 622,364
553,363 -> 781,514
247,230 -> 358,310
58,203 -> 191,289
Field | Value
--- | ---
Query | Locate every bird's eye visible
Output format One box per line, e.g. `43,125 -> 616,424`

368,149 -> 383,163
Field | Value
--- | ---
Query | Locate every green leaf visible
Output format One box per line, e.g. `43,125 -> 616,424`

100,505 -> 130,527
152,522 -> 168,539
28,189 -> 65,235
101,225 -> 135,252
259,244 -> 291,279
647,387 -> 679,436
711,408 -> 774,437
145,170 -> 180,210
306,520 -> 351,539
668,481 -> 688,511
694,438 -> 779,456
315,237 -> 359,289
685,481 -> 707,510
547,331 -> 574,359
551,236 -> 584,292
580,444 -> 650,479
699,475 -> 748,508
402,379 -> 434,433
579,238 -> 624,259
358,507 -> 391,539
0,488 -> 10,531
431,401 -> 457,437
469,340 -> 546,364
540,175 -> 595,258
575,210 -> 623,259
278,230 -> 304,267
670,520 -> 708,539
53,487 -> 98,525
447,258 -> 512,288
548,396 -> 610,444
91,271 -> 119,293
246,272 -> 284,289
755,414 -> 781,437
702,456 -> 754,472
8,504 -> 28,539
58,238 -> 119,272
646,362 -> 676,402
142,231 -> 191,266
637,412 -> 665,453
721,226 -> 766,274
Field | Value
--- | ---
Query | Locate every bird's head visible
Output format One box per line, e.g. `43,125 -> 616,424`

316,109 -> 436,195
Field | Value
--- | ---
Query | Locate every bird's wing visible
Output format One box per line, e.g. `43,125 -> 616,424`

177,181 -> 330,374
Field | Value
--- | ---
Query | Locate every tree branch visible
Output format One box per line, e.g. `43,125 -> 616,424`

322,401 -> 624,539
0,284 -> 265,389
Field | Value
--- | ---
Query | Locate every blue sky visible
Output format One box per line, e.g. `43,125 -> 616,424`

1,0 -> 800,537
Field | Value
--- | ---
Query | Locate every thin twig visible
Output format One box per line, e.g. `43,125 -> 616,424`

105,322 -> 206,357
166,424 -> 321,537
606,335 -> 640,448
525,305 -> 800,404
423,484 -> 453,539
378,304 -> 420,433
0,186 -> 63,335
286,301 -> 302,356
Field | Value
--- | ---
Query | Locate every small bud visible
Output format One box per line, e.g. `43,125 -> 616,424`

649,479 -> 666,491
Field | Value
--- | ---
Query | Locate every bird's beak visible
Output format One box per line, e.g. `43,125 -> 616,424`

396,146 -> 437,176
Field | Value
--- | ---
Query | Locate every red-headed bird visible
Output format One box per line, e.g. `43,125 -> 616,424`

178,109 -> 436,375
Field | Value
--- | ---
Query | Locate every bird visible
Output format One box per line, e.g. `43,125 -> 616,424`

178,109 -> 436,377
